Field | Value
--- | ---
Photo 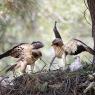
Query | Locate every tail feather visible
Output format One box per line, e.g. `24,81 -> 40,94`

74,39 -> 95,55
6,64 -> 17,73
53,21 -> 62,39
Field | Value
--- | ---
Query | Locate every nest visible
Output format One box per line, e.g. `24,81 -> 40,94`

0,64 -> 95,95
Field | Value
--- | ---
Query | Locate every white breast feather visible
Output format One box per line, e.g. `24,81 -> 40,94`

69,57 -> 83,71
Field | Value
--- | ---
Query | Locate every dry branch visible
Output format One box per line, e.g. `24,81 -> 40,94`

0,64 -> 95,95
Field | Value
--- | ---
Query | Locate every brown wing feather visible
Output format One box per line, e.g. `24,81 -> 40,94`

73,39 -> 95,55
0,43 -> 27,59
0,43 -> 33,59
64,39 -> 95,55
53,21 -> 62,39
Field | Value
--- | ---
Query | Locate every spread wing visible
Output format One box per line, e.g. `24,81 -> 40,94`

0,43 -> 31,59
53,21 -> 62,39
65,39 -> 95,55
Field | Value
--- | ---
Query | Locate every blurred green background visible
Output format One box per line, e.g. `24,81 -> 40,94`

0,0 -> 93,74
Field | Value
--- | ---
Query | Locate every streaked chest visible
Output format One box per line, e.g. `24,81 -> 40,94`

53,46 -> 64,58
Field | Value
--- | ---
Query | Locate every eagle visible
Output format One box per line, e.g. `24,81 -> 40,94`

49,21 -> 95,71
0,41 -> 44,73
6,49 -> 42,73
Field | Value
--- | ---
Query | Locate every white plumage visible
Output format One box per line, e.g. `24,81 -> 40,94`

69,56 -> 83,71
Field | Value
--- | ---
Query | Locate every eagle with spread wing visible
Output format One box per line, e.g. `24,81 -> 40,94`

0,41 -> 44,73
49,21 -> 95,70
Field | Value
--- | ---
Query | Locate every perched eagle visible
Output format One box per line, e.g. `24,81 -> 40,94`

49,21 -> 95,70
0,41 -> 44,73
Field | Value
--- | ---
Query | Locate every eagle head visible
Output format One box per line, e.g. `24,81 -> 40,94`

32,41 -> 44,49
52,38 -> 63,46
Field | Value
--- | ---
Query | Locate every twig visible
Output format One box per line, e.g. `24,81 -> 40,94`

49,56 -> 56,71
83,0 -> 91,25
84,82 -> 95,93
32,59 -> 47,74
